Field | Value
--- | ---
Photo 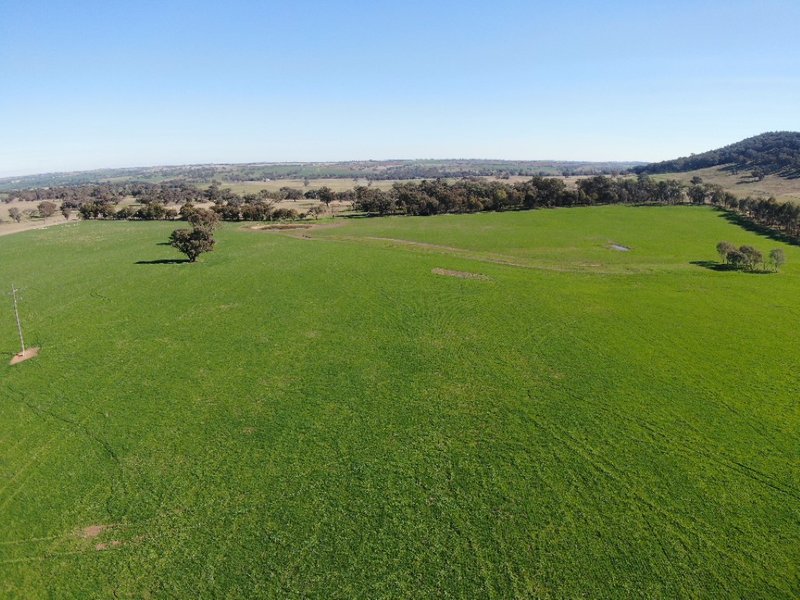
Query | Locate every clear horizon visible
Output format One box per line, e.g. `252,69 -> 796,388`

2,0 -> 798,177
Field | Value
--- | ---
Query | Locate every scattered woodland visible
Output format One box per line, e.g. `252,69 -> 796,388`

0,159 -> 641,192
4,173 -> 800,254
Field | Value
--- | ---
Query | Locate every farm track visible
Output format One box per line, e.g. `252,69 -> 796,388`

289,232 -> 639,274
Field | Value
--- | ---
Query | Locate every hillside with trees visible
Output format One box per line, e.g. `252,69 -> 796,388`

634,132 -> 800,178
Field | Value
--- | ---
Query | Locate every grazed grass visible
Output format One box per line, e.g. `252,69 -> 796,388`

0,206 -> 798,598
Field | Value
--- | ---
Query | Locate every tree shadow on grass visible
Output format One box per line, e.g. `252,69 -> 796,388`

717,210 -> 799,246
135,259 -> 190,265
690,260 -> 737,272
338,213 -> 384,219
690,260 -> 772,274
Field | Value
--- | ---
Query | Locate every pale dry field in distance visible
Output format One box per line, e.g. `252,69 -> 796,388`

652,166 -> 800,203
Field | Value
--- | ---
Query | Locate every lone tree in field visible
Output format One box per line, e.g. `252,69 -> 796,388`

37,201 -> 57,222
169,226 -> 216,262
769,248 -> 786,272
8,207 -> 22,223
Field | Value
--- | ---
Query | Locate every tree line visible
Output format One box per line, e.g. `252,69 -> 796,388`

3,181 -> 323,222
353,175 -> 689,215
5,175 -> 800,252
354,176 -> 800,244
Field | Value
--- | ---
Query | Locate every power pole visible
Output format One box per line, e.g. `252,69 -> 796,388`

11,285 -> 25,356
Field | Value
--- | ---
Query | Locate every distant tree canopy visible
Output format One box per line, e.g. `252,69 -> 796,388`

37,200 -> 57,220
7,207 -> 22,222
634,131 -> 800,178
184,206 -> 220,229
353,175 -> 689,216
0,160 -> 643,192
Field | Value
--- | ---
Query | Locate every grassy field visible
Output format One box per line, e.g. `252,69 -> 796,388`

652,166 -> 800,204
0,206 -> 798,597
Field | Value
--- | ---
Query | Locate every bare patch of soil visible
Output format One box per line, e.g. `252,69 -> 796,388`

95,540 -> 122,551
79,524 -> 108,539
609,243 -> 630,252
432,268 -> 490,280
10,347 -> 39,365
366,237 -> 467,254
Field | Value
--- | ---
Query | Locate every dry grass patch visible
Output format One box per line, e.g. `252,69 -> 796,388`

78,524 -> 108,539
431,268 -> 489,280
652,166 -> 800,203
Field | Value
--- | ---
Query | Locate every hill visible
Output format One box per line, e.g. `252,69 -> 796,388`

0,159 -> 643,193
634,131 -> 800,178
1,207 -> 798,597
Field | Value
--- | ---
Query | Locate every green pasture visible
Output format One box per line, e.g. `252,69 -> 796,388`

0,206 -> 798,597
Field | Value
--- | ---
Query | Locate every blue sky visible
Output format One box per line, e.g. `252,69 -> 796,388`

1,0 -> 798,176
